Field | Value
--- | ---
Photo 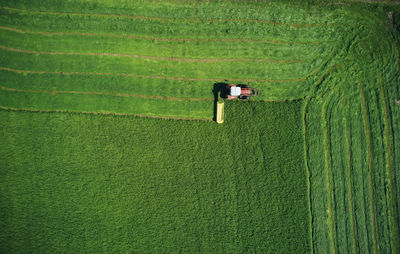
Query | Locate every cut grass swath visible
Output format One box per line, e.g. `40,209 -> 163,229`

322,90 -> 337,254
360,82 -> 378,254
303,96 -> 314,254
379,73 -> 398,254
343,96 -> 358,254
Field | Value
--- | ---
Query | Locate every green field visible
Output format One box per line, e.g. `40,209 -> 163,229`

0,101 -> 310,253
0,0 -> 399,253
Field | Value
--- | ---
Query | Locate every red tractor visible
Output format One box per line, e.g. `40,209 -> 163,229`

226,84 -> 259,100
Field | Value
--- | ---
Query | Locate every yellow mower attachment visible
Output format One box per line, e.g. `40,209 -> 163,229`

216,101 -> 224,124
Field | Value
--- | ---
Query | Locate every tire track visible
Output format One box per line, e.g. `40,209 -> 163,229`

0,26 -> 324,45
0,66 -> 305,83
0,105 -> 212,121
379,73 -> 398,254
360,82 -> 378,254
1,6 -> 323,28
0,85 -> 213,102
0,45 -> 308,64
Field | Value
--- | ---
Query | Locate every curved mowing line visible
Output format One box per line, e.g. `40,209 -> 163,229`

343,97 -> 358,254
0,66 -> 305,83
0,85 -> 213,102
0,45 -> 308,64
1,6 -> 323,28
0,26 -> 324,45
322,91 -> 337,254
303,96 -> 314,254
0,105 -> 212,121
379,73 -> 398,254
360,82 -> 378,254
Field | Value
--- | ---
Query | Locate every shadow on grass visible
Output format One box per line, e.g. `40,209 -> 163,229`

212,83 -> 228,121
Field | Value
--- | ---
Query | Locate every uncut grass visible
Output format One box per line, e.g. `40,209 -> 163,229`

0,100 -> 310,253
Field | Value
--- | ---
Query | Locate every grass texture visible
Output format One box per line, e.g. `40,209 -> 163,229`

0,0 -> 399,253
0,101 -> 310,253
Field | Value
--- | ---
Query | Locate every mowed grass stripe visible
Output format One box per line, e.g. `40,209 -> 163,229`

0,66 -> 306,83
1,49 -> 312,80
322,91 -> 337,254
304,75 -> 332,253
360,82 -> 378,254
0,27 -> 327,62
302,96 -> 314,254
0,68 -> 309,101
329,90 -> 356,254
343,96 -> 358,254
0,105 -> 212,121
0,7 -> 335,43
0,6 -> 323,28
0,85 -> 213,102
0,89 -> 213,119
0,45 -> 307,64
379,73 -> 398,254
348,88 -> 373,253
0,25 -> 324,45
364,77 -> 393,252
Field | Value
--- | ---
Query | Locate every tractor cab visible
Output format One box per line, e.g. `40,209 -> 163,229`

226,84 -> 259,100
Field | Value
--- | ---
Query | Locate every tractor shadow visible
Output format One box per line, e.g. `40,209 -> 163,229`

212,83 -> 228,121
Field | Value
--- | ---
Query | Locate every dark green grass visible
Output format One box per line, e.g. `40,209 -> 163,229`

0,100 -> 310,253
